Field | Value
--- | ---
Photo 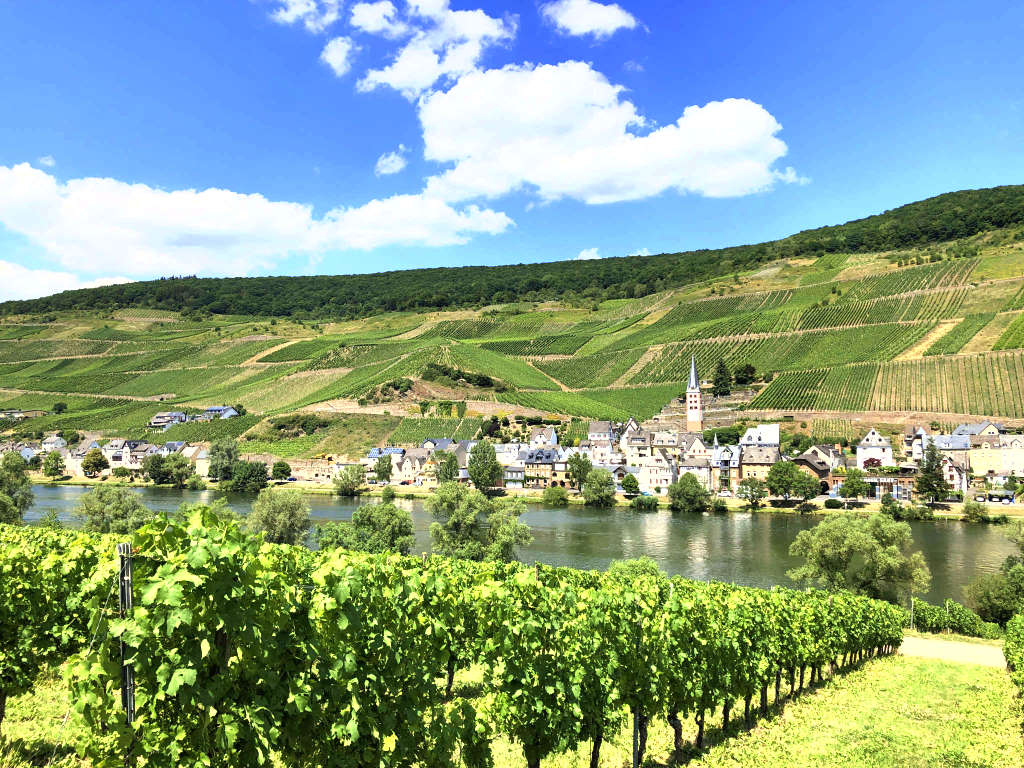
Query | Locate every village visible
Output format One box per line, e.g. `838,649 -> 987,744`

2,358 -> 1022,506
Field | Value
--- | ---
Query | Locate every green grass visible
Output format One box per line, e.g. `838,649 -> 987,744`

4,655 -> 1018,768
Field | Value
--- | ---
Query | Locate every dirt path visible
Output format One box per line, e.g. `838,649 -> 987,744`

899,634 -> 1005,668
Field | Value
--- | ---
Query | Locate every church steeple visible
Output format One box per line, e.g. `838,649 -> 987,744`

685,355 -> 703,433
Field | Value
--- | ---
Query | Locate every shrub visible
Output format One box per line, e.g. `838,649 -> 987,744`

542,485 -> 569,507
631,495 -> 659,512
824,498 -> 843,509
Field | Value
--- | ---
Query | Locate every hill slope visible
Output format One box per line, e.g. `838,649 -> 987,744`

3,184 -> 1024,319
3,186 -> 1024,453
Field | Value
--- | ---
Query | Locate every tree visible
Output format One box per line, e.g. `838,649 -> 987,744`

427,482 -> 490,560
567,453 -> 593,490
791,471 -> 821,501
736,477 -> 767,508
373,454 -> 392,484
733,363 -> 756,386
208,438 -> 239,482
271,460 -> 292,481
75,486 -> 153,534
915,442 -> 951,505
246,488 -> 311,545
436,452 -> 459,483
542,485 -> 569,506
667,473 -> 711,514
712,359 -> 732,396
965,521 -> 1024,625
582,469 -> 616,507
468,441 -> 501,491
788,513 -> 931,604
317,502 -> 415,555
766,461 -> 801,499
226,460 -> 268,493
621,473 -> 640,496
42,451 -> 65,479
0,452 -> 34,524
333,464 -> 365,496
143,454 -> 194,487
839,468 -> 871,508
81,448 -> 109,477
52,402 -> 67,414
484,497 -> 533,562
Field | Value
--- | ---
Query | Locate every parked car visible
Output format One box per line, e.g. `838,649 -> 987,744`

717,490 -> 732,497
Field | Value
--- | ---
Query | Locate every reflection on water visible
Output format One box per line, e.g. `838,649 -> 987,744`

27,484 -> 1016,604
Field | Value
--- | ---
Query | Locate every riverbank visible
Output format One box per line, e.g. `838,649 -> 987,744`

3,652 -> 1019,768
31,473 -> 1024,522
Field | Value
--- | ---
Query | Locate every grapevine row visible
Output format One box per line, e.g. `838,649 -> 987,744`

1,517 -> 905,768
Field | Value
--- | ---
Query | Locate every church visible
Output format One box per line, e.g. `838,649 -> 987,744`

685,355 -> 703,433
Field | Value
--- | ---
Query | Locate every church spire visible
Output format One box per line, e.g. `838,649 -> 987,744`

688,355 -> 699,391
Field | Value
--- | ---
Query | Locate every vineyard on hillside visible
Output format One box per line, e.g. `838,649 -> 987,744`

750,351 -> 1024,418
0,519 -> 905,768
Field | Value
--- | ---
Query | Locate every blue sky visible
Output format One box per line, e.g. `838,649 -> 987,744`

0,0 -> 1022,300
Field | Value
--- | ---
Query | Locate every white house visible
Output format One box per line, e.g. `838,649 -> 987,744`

41,434 -> 67,453
740,424 -> 780,447
857,428 -> 894,469
529,426 -> 558,448
588,421 -> 615,443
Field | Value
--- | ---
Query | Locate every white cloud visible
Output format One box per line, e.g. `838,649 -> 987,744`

623,60 -> 643,72
37,155 -> 56,168
0,260 -> 132,302
419,61 -> 797,205
267,0 -> 342,33
628,247 -> 650,256
321,36 -> 358,76
350,1 -> 409,37
0,163 -> 512,283
375,144 -> 409,175
540,0 -> 637,39
575,247 -> 601,260
356,0 -> 516,98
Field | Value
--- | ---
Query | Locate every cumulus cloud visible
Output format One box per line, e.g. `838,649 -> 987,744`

0,163 -> 512,281
628,247 -> 650,256
575,247 -> 601,260
321,36 -> 359,76
267,0 -> 342,33
350,0 -> 409,37
419,61 -> 796,205
0,260 -> 132,302
540,0 -> 637,39
37,155 -> 56,168
356,0 -> 516,98
375,144 -> 409,175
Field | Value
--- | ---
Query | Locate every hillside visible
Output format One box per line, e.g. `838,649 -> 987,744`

3,185 -> 1024,319
3,187 -> 1024,456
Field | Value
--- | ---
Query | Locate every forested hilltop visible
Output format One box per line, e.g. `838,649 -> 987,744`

4,184 -> 1024,319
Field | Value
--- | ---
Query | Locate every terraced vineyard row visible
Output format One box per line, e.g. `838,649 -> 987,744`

795,288 -> 967,330
534,348 -> 644,388
0,338 -> 115,362
478,334 -> 590,356
748,364 -> 878,411
628,323 -> 933,384
387,417 -> 482,444
496,389 -> 631,421
447,343 -> 561,390
841,259 -> 978,301
993,314 -> 1024,350
925,314 -> 996,355
750,351 -> 1024,417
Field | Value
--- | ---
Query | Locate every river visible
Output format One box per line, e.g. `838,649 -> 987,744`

26,484 -> 1017,605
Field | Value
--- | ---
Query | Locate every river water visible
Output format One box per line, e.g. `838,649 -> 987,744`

27,484 -> 1017,605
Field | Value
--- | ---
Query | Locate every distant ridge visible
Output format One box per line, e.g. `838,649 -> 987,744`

3,184 -> 1023,319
